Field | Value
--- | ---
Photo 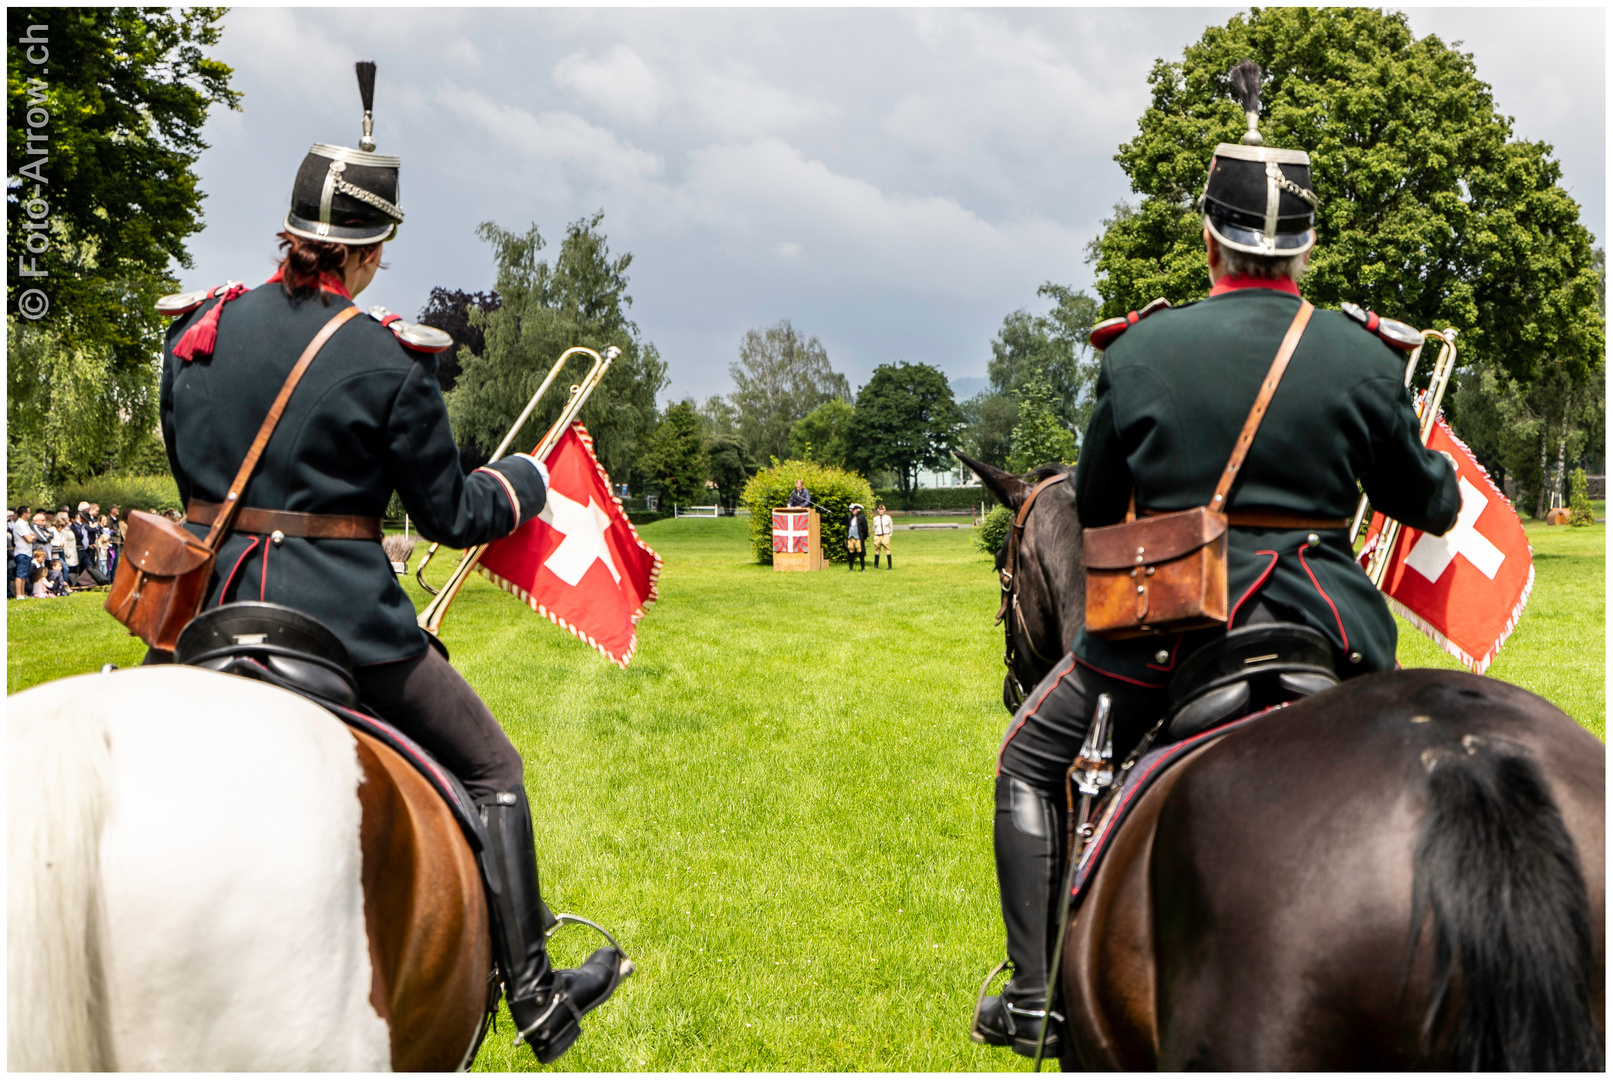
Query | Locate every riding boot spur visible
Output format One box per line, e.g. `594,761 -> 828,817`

973,774 -> 1067,1058
478,787 -> 631,1064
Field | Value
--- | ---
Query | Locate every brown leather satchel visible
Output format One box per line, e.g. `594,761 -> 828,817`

1083,300 -> 1314,640
106,306 -> 359,651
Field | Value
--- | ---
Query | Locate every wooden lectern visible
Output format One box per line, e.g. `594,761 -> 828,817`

771,507 -> 827,571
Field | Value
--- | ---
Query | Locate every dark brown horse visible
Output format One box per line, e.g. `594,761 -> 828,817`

957,453 -> 1083,711
975,457 -> 1606,1068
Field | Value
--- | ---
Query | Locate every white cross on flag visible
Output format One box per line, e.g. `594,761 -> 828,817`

477,423 -> 661,667
773,510 -> 810,553
1358,417 -> 1533,673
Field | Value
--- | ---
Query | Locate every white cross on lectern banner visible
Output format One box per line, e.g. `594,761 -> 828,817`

1360,418 -> 1533,673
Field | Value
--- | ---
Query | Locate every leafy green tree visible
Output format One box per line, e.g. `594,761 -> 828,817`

447,213 -> 667,488
973,503 -> 1014,557
706,434 -> 755,509
850,361 -> 963,496
641,400 -> 709,508
1006,376 -> 1077,473
988,283 -> 1100,431
1567,468 -> 1595,526
695,394 -> 740,441
6,8 -> 239,497
416,287 -> 500,393
958,390 -> 1019,471
1087,8 -> 1603,390
789,398 -> 856,467
730,319 -> 849,462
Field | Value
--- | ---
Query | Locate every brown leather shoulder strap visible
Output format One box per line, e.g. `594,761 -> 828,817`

201,305 -> 361,550
1210,299 -> 1313,512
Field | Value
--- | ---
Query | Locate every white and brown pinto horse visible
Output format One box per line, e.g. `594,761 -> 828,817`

8,665 -> 490,1070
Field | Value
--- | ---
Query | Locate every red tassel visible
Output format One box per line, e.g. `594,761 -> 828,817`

174,283 -> 247,361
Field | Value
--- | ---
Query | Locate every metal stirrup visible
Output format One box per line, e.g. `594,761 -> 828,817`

513,914 -> 634,1049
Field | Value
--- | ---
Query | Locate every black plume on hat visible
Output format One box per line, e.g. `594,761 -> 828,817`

1228,60 -> 1263,145
355,61 -> 377,151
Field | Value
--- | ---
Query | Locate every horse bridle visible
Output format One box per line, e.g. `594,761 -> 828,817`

997,473 -> 1068,708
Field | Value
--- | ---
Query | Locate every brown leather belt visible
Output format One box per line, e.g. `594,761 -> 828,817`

186,500 -> 382,541
1143,507 -> 1349,530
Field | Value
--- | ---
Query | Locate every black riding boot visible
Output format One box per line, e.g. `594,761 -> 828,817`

479,788 -> 628,1064
858,551 -> 866,571
973,774 -> 1066,1058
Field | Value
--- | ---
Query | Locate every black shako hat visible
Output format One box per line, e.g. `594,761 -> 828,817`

1199,61 -> 1319,256
284,61 -> 403,245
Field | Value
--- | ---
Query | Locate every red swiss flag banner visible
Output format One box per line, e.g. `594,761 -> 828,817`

478,423 -> 661,668
1358,417 -> 1533,673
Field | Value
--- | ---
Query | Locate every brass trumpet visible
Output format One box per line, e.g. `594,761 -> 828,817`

1350,327 -> 1459,587
413,344 -> 620,635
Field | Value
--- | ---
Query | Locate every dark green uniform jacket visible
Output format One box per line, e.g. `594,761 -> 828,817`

161,281 -> 547,666
1072,282 -> 1460,686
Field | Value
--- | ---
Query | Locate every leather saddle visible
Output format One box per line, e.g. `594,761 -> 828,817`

1163,622 -> 1339,743
174,601 -> 488,852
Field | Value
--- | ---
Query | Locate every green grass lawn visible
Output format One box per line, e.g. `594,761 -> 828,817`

6,516 -> 1604,1069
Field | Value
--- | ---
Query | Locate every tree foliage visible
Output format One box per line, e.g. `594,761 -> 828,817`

6,8 -> 239,498
789,398 -> 856,467
849,361 -> 963,496
417,287 -> 500,393
447,213 -> 667,488
1006,376 -> 1077,473
640,400 -> 709,508
988,283 -> 1100,432
1087,8 -> 1603,389
705,434 -> 755,509
740,459 -> 874,565
958,390 -> 1019,471
730,319 -> 850,463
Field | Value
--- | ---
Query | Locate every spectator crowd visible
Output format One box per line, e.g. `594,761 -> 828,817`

6,502 -> 151,600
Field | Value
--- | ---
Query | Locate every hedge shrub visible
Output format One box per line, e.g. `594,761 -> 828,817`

872,485 -> 988,511
1568,468 -> 1596,526
741,460 -> 875,564
54,474 -> 183,515
973,504 -> 1013,557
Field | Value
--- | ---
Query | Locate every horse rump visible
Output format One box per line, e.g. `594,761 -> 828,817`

7,708 -> 117,1071
1412,741 -> 1603,1070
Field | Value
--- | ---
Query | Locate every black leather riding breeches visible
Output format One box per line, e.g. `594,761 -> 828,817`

355,646 -> 525,802
997,655 -> 1167,807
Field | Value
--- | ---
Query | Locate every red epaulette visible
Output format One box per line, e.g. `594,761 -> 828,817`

1088,297 -> 1171,351
366,305 -> 453,354
1340,302 -> 1423,352
156,282 -> 239,318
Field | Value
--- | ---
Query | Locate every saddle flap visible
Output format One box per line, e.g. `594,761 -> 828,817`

1082,507 -> 1228,570
122,510 -> 212,576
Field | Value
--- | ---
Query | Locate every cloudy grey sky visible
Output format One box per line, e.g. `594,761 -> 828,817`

183,7 -> 1605,405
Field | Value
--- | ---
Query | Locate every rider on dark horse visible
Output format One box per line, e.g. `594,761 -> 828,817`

150,68 -> 623,1063
972,68 -> 1462,1058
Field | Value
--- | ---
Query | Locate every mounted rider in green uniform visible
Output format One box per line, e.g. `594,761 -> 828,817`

972,62 -> 1461,1059
155,64 -> 626,1063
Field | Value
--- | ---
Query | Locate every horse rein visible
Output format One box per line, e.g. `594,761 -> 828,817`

998,473 -> 1068,707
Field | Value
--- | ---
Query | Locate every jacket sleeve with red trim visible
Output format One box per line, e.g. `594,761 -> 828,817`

384,356 -> 548,547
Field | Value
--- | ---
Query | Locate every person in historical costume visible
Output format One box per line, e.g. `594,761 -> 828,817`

846,502 -> 868,571
152,64 -> 625,1064
971,63 -> 1461,1059
871,503 -> 893,568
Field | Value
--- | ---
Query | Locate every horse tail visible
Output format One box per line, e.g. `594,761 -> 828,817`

1411,741 -> 1602,1070
7,710 -> 117,1071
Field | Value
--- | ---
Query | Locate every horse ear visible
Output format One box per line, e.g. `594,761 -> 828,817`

956,452 -> 1031,512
